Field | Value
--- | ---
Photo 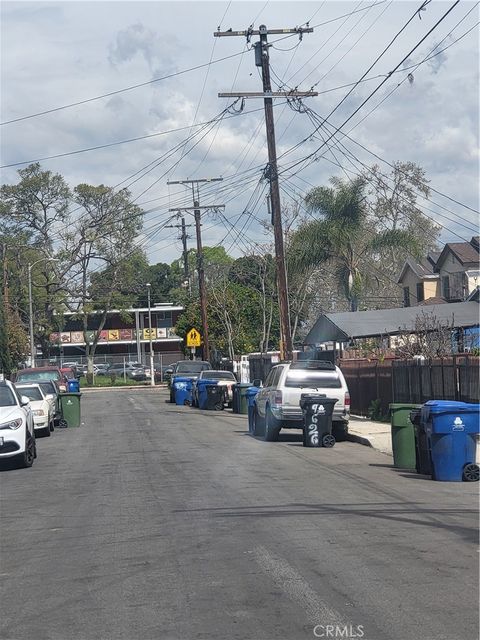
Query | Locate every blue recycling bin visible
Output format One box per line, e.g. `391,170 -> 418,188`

173,377 -> 193,406
67,378 -> 80,392
196,379 -> 218,410
424,400 -> 480,482
246,386 -> 260,433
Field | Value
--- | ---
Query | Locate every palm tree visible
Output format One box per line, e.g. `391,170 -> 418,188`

288,176 -> 418,311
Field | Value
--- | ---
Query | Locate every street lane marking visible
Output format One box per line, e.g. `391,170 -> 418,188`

253,545 -> 347,628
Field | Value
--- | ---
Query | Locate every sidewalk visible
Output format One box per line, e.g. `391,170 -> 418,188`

347,416 -> 392,456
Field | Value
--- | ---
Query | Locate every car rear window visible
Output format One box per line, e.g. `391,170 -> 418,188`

285,370 -> 342,389
202,372 -> 236,380
177,362 -> 211,373
17,371 -> 60,382
17,386 -> 43,401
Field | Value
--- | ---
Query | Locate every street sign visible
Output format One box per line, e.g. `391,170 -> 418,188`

186,328 -> 201,347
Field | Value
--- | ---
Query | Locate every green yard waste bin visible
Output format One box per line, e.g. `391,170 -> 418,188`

232,383 -> 251,414
59,392 -> 82,428
389,403 -> 421,469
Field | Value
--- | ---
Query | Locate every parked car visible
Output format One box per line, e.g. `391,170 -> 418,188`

169,360 -> 212,402
59,366 -> 78,381
108,362 -> 150,381
15,383 -> 54,437
253,360 -> 350,442
191,370 -> 237,407
0,380 -> 36,468
15,366 -> 68,392
36,380 -> 62,425
93,363 -> 110,375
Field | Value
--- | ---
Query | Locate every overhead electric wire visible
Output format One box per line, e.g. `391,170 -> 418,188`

302,105 -> 479,234
277,1 -> 463,179
0,49 -> 251,126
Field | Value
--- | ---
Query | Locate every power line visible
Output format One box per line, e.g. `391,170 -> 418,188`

278,1 -> 463,179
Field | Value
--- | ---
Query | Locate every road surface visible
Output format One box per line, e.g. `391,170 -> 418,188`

1,388 -> 478,640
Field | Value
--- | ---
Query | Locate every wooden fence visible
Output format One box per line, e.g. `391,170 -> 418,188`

339,356 -> 479,417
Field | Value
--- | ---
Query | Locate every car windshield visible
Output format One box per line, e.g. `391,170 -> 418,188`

202,371 -> 236,380
38,382 -> 57,395
17,386 -> 43,401
285,370 -> 342,389
177,362 -> 211,373
17,371 -> 59,382
0,386 -> 16,407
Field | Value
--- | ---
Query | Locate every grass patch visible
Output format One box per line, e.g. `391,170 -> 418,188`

82,376 -> 149,388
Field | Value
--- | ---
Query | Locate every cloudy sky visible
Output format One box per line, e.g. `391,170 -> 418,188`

1,0 -> 479,265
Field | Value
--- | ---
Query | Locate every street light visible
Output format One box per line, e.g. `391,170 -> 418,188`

146,283 -> 155,387
28,257 -> 59,368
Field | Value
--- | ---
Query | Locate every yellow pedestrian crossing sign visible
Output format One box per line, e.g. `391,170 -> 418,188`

186,328 -> 201,347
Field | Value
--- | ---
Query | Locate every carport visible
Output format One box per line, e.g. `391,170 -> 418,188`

303,301 -> 480,346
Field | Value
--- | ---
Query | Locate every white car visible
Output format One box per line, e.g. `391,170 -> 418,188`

191,370 -> 238,407
0,380 -> 36,467
253,360 -> 350,441
16,383 -> 54,437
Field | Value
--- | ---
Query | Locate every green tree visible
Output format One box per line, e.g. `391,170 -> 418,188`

61,184 -> 144,375
290,176 -> 418,311
0,287 -> 12,376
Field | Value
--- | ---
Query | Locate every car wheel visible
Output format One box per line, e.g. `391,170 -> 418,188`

50,419 -> 55,432
252,406 -> 264,436
264,407 -> 281,442
19,433 -> 35,468
42,425 -> 51,437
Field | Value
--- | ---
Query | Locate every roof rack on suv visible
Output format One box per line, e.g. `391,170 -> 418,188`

289,360 -> 336,371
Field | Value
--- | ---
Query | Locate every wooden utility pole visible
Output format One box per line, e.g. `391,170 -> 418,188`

168,178 -> 224,362
215,25 -> 316,361
166,217 -> 193,293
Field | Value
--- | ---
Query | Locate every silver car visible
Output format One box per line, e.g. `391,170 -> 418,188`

252,361 -> 350,441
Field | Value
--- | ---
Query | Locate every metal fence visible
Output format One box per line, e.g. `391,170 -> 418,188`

33,351 -> 183,369
339,356 -> 479,417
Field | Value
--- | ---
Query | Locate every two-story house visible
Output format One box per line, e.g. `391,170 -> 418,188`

434,236 -> 479,302
397,237 -> 479,306
397,253 -> 441,307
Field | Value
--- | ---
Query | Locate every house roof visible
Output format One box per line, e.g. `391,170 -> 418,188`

397,254 -> 439,283
435,238 -> 480,270
303,301 -> 480,344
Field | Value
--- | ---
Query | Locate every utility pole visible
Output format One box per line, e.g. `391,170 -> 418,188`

166,217 -> 193,293
167,178 -> 224,362
215,25 -> 317,361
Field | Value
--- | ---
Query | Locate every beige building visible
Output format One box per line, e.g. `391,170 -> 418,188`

434,237 -> 479,302
398,237 -> 480,306
397,254 -> 441,307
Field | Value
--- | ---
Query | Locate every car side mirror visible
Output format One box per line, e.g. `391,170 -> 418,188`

252,379 -> 262,388
20,395 -> 30,406
46,394 -> 54,400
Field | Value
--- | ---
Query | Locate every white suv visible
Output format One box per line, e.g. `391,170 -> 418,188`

0,380 -> 36,467
252,361 -> 350,441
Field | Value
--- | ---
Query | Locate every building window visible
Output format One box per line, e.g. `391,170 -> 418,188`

416,282 -> 424,303
403,286 -> 410,307
442,276 -> 450,300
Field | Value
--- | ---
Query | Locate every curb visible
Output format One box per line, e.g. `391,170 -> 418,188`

347,432 -> 374,448
80,385 -> 167,392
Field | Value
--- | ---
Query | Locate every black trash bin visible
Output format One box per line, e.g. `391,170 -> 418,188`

411,406 -> 432,475
206,384 -> 225,411
300,394 -> 337,448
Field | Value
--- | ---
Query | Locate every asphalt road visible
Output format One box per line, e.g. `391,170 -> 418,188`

0,388 -> 478,640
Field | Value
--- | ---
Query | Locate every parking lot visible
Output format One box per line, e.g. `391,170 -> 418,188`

0,387 -> 478,640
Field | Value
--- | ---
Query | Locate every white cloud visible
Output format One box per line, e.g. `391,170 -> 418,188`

1,1 -> 478,263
